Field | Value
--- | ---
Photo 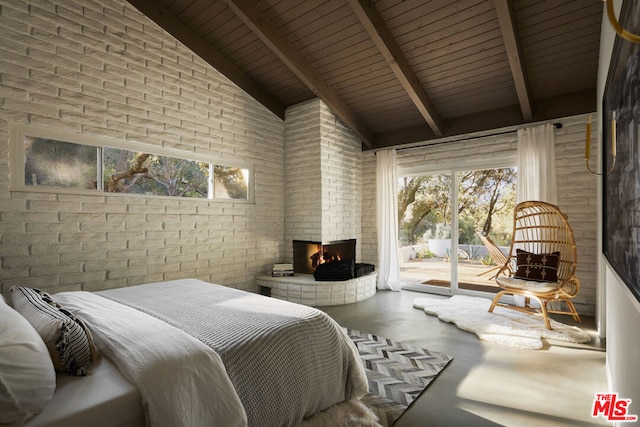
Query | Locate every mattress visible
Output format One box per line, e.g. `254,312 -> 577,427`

23,357 -> 144,427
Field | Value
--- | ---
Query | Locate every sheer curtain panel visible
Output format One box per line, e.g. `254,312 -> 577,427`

516,123 -> 558,204
376,149 -> 402,291
514,123 -> 558,307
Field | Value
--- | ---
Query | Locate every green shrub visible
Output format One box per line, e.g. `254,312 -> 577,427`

480,255 -> 495,266
416,249 -> 434,259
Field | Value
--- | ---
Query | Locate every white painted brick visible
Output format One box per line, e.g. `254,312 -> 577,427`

128,256 -> 166,268
0,266 -> 29,282
30,243 -> 81,255
60,213 -> 106,223
283,99 -> 362,264
107,249 -> 148,260
29,199 -> 82,212
1,276 -> 60,293
84,260 -> 128,273
4,253 -> 60,268
0,245 -> 29,257
82,240 -> 126,252
108,267 -> 147,280
145,230 -> 180,240
59,232 -> 107,243
60,251 -> 107,264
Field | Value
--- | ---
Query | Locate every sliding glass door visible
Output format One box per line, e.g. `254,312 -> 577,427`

398,173 -> 453,291
399,165 -> 516,295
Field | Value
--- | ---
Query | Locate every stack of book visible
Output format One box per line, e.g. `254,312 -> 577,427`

272,263 -> 294,277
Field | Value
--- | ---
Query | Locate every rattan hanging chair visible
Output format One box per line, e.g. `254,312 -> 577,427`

488,200 -> 581,329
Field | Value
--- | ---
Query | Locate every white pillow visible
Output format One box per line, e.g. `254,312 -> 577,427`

10,287 -> 99,376
0,295 -> 56,424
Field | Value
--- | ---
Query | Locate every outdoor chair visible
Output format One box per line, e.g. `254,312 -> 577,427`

476,232 -> 509,280
488,200 -> 581,329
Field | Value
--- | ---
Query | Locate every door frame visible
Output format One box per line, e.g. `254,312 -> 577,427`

398,155 -> 516,297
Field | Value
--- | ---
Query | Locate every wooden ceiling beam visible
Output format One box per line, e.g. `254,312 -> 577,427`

370,88 -> 596,150
493,0 -> 533,121
348,0 -> 443,137
126,0 -> 286,120
222,0 -> 373,146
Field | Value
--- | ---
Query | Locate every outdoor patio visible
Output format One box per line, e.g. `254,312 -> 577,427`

400,257 -> 502,293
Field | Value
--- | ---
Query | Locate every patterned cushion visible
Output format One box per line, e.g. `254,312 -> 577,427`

10,287 -> 98,376
514,249 -> 560,283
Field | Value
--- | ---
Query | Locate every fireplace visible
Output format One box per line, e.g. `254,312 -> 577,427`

256,238 -> 376,303
292,239 -> 356,274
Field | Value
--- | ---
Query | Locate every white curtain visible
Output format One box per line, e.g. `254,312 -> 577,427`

516,123 -> 557,204
515,123 -> 557,307
376,149 -> 402,291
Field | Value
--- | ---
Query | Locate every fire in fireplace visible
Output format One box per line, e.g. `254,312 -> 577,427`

292,239 -> 356,274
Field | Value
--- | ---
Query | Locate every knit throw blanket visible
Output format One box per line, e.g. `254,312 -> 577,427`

99,279 -> 368,427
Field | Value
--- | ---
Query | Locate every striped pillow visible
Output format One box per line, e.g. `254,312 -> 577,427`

10,287 -> 98,376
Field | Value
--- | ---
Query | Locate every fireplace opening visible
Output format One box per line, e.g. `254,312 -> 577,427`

292,239 -> 374,281
293,239 -> 356,274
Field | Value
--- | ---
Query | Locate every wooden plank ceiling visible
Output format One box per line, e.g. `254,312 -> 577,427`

128,0 -> 603,150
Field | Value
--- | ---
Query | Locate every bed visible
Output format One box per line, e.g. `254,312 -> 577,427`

1,279 -> 369,426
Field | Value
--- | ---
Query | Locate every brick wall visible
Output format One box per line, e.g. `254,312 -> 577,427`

554,115 -> 599,315
0,0 -> 285,294
318,102 -> 362,246
284,99 -> 363,261
284,99 -> 323,245
360,115 -> 599,315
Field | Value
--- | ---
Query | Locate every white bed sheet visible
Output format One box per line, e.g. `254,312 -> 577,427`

52,290 -> 247,427
21,357 -> 144,427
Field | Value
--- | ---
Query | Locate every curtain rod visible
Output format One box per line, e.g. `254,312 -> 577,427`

392,122 -> 563,152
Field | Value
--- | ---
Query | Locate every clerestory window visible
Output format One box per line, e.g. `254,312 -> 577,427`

11,123 -> 251,202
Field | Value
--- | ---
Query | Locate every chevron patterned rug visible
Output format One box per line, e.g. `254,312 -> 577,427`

346,328 -> 453,427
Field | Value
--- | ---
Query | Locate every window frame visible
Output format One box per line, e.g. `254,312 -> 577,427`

9,123 -> 254,203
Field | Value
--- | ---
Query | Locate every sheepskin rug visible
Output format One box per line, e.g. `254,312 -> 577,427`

413,295 -> 591,350
299,399 -> 382,427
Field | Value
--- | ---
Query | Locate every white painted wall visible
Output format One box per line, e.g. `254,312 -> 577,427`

284,99 -> 323,245
0,0 -> 365,297
0,0 -> 286,293
598,0 -> 640,415
284,98 -> 363,261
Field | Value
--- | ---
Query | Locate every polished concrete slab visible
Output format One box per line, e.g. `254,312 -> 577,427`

320,289 -> 608,427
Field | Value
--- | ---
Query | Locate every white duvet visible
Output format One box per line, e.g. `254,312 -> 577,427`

54,291 -> 248,427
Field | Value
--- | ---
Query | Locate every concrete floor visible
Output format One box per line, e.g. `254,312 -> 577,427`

320,289 -> 608,427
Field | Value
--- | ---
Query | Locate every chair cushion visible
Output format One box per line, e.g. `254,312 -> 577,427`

496,276 -> 560,293
514,249 -> 560,283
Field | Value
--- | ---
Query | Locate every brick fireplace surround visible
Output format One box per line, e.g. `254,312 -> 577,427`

271,98 -> 375,306
255,272 -> 377,306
